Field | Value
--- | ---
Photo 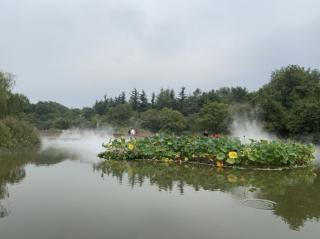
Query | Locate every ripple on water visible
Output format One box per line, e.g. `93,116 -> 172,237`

242,198 -> 277,210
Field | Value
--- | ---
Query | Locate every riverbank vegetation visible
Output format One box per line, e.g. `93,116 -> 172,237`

0,117 -> 40,150
98,135 -> 315,167
0,72 -> 40,151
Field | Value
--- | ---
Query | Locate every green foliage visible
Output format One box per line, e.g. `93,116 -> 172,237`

141,108 -> 187,133
0,72 -> 14,117
0,71 -> 40,151
213,87 -> 250,104
158,108 -> 186,133
138,90 -> 149,112
107,103 -> 134,126
140,109 -> 161,132
182,88 -> 204,115
0,117 -> 40,151
241,140 -> 315,166
155,88 -> 177,109
7,93 -> 30,115
99,135 -> 314,167
129,88 -> 139,111
256,99 -> 288,134
266,65 -> 319,108
3,65 -> 320,143
26,101 -> 81,129
150,92 -> 156,107
288,99 -> 320,135
194,101 -> 231,133
256,65 -> 320,138
177,86 -> 187,113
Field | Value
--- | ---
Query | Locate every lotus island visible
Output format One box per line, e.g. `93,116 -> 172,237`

98,135 -> 315,167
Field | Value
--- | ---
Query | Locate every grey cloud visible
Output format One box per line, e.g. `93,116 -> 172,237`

1,0 -> 320,107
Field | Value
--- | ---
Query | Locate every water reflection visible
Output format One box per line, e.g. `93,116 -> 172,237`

0,149 -> 75,218
94,160 -> 320,231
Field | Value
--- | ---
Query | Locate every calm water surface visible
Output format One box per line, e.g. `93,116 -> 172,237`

1,131 -> 320,239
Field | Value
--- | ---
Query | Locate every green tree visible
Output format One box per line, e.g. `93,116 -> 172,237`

288,99 -> 320,142
140,109 -> 161,132
114,92 -> 126,105
158,108 -> 186,133
0,72 -> 14,117
267,65 -> 320,108
93,99 -> 108,115
0,117 -> 40,150
255,98 -> 288,135
120,92 -> 126,104
7,93 -> 30,115
107,103 -> 134,126
256,65 -> 320,137
151,92 -> 156,108
81,107 -> 95,119
230,87 -> 250,103
195,102 -> 231,133
155,88 -> 176,109
178,86 -> 187,113
138,90 -> 149,112
129,88 -> 139,111
53,117 -> 71,129
183,88 -> 204,115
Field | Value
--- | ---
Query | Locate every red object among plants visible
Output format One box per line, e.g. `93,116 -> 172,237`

212,134 -> 221,138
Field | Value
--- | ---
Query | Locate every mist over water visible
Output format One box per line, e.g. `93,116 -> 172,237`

230,117 -> 276,143
39,126 -> 320,165
40,129 -> 113,162
230,117 -> 320,163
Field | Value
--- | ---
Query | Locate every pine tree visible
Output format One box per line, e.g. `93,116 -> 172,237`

120,91 -> 126,104
139,90 -> 149,112
170,89 -> 177,109
178,86 -> 186,113
151,92 -> 156,108
155,88 -> 176,109
129,88 -> 139,111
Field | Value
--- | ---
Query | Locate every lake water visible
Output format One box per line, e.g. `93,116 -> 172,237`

1,131 -> 320,239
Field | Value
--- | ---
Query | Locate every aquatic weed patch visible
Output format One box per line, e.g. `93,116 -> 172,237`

98,135 -> 315,167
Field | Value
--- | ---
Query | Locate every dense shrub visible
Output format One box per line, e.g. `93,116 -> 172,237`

0,117 -> 40,151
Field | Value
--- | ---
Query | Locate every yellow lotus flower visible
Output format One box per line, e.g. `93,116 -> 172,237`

128,143 -> 134,150
228,151 -> 238,159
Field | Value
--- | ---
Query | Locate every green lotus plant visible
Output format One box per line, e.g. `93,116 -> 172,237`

98,135 -> 315,167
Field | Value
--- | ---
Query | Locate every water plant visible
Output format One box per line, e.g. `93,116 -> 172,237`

98,135 -> 315,167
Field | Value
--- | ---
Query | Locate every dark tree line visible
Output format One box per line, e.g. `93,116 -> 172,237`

1,65 -> 320,142
86,85 -> 252,133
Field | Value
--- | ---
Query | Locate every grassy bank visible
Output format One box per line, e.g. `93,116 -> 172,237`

98,135 -> 315,167
0,117 -> 40,152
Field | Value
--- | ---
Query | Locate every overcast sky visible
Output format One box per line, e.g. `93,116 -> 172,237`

1,0 -> 320,107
